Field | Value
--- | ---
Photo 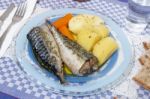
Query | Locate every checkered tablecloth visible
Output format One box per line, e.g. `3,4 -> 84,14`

0,0 -> 150,99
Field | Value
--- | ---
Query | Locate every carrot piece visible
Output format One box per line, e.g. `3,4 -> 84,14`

52,13 -> 73,29
58,26 -> 74,40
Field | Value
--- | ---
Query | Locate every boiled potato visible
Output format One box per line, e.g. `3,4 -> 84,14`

92,24 -> 109,38
77,31 -> 101,51
69,14 -> 104,34
69,15 -> 89,34
93,37 -> 118,65
72,34 -> 77,41
80,14 -> 104,25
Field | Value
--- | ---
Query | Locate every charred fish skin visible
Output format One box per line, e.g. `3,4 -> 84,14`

27,26 -> 66,84
46,20 -> 99,76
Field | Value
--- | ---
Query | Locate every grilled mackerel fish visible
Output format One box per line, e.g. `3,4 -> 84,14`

46,20 -> 99,76
27,26 -> 65,83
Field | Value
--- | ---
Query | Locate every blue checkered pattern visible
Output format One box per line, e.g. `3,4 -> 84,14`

0,0 -> 150,99
0,57 -> 129,99
137,87 -> 150,99
0,0 -> 25,9
1,0 -> 149,35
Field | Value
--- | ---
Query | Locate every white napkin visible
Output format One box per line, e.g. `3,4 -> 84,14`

0,0 -> 37,57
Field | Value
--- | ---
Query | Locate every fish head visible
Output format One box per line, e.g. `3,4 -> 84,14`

79,58 -> 99,75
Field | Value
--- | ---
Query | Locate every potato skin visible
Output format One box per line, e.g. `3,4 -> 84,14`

77,31 -> 101,51
93,37 -> 118,65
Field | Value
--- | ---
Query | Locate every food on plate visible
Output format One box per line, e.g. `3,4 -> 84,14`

68,14 -> 109,38
69,14 -> 88,34
77,31 -> 101,51
46,20 -> 99,76
69,14 -> 110,51
27,13 -> 119,84
92,24 -> 109,38
93,37 -> 118,65
133,42 -> 150,90
49,13 -> 74,40
52,13 -> 73,29
27,26 -> 66,84
58,26 -> 74,40
64,65 -> 72,75
68,14 -> 104,35
72,34 -> 77,40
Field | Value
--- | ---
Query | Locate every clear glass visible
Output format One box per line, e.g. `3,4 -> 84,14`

126,0 -> 150,34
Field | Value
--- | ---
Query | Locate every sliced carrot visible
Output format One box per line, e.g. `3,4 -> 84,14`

52,13 -> 74,40
58,26 -> 74,40
52,13 -> 73,29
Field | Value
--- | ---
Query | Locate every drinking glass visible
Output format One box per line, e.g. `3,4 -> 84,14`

126,0 -> 150,34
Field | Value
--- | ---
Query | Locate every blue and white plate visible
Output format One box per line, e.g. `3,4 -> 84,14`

16,8 -> 133,96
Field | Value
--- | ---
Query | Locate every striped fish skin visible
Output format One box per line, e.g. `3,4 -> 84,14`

27,26 -> 65,84
46,20 -> 99,76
